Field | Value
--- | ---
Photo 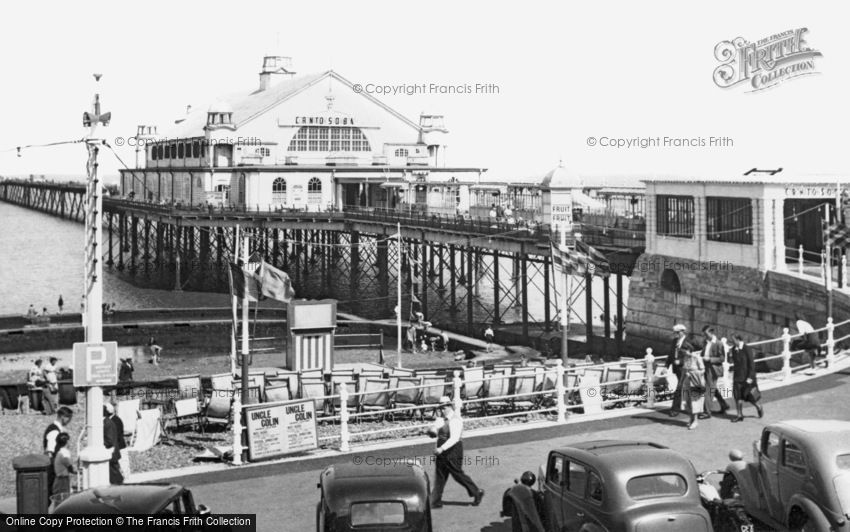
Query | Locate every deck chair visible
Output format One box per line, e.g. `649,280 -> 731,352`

602,366 -> 628,406
173,397 -> 203,433
116,398 -> 141,447
299,368 -> 324,381
359,379 -> 391,422
512,374 -> 538,411
177,375 -> 202,401
564,372 -> 581,406
244,385 -> 262,405
391,377 -> 422,420
331,381 -> 358,417
275,370 -> 298,391
299,379 -> 328,416
210,373 -> 233,392
625,366 -> 647,405
484,372 -> 512,415
389,366 -> 416,378
420,376 -> 449,420
537,368 -> 558,409
265,383 -> 291,402
201,388 -> 233,432
131,408 -> 163,452
461,366 -> 486,415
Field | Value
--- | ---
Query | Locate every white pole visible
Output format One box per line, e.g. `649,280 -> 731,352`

231,225 -> 240,376
79,78 -> 112,489
560,224 -> 569,363
397,223 -> 403,368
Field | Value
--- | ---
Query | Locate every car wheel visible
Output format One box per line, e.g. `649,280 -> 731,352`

788,507 -> 829,532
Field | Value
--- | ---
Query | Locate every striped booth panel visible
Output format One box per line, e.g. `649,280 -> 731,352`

291,332 -> 334,371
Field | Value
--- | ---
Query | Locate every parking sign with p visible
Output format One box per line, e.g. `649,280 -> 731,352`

72,341 -> 118,387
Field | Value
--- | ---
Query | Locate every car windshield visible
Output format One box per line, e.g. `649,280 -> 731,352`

626,474 -> 688,500
350,501 -> 406,526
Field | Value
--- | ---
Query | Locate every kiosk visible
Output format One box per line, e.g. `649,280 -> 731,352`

286,299 -> 337,371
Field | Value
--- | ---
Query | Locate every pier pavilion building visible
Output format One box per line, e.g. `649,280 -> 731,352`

119,56 -> 484,213
627,168 -> 850,353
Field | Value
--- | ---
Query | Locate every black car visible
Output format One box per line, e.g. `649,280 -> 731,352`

317,462 -> 433,532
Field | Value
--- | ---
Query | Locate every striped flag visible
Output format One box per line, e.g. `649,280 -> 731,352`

825,223 -> 850,248
228,262 -> 260,301
550,240 -> 610,277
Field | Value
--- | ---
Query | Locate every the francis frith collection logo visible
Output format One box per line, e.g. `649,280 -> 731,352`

713,28 -> 822,92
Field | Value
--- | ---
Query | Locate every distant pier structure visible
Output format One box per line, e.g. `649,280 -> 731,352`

0,55 -> 646,352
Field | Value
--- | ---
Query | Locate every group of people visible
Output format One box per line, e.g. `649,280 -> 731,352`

28,357 -> 60,415
43,403 -> 127,506
666,324 -> 764,430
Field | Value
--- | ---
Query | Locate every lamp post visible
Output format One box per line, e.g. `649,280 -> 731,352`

79,74 -> 113,488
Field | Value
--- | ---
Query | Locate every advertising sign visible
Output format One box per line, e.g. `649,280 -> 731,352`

245,399 -> 318,461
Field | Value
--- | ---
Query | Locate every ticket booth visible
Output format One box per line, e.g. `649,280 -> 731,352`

286,299 -> 337,371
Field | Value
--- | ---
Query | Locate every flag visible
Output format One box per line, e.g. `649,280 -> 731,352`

228,262 -> 259,301
576,241 -> 611,278
410,293 -> 423,322
825,223 -> 850,248
257,260 -> 296,302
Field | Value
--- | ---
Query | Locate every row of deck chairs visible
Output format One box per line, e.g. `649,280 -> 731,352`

147,358 -> 656,434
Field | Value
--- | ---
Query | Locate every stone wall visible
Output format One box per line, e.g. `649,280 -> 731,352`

625,252 -> 850,357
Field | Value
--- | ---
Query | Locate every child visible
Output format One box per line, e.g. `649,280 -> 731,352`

148,337 -> 162,365
52,433 -> 75,507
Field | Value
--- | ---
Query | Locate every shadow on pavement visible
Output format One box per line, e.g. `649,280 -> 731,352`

480,519 -> 512,532
631,413 -> 690,427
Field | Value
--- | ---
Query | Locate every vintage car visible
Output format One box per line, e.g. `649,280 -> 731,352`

501,440 -> 712,532
53,483 -> 210,516
722,419 -> 850,531
316,462 -> 432,532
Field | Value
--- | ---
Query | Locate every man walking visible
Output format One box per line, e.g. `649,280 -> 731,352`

730,335 -> 764,422
699,326 -> 729,418
427,396 -> 484,508
667,324 -> 693,417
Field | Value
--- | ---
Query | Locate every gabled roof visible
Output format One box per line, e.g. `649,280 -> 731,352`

163,71 -> 421,139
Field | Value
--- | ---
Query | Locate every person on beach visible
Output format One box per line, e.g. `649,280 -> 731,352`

27,304 -> 37,319
42,357 -> 59,416
484,325 -> 494,352
57,294 -> 64,313
148,337 -> 162,365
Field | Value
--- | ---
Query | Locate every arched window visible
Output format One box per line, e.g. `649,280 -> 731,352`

394,148 -> 409,158
150,146 -> 157,161
307,177 -> 322,204
192,141 -> 200,158
177,143 -> 184,158
287,127 -> 371,152
272,177 -> 286,205
170,144 -> 177,159
660,269 -> 681,293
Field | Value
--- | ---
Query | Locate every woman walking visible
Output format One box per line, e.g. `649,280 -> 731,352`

682,349 -> 706,430
51,432 -> 75,507
730,335 -> 764,422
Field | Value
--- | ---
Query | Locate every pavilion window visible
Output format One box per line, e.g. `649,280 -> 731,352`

706,197 -> 752,244
656,195 -> 694,238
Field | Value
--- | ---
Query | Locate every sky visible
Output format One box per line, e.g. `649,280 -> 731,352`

0,1 -> 846,184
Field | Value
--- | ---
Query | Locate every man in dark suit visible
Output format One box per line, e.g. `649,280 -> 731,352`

103,403 -> 125,484
667,324 -> 693,417
730,335 -> 763,422
699,326 -> 730,418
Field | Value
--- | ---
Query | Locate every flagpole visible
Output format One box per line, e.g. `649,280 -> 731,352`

397,223 -> 402,368
560,224 -> 569,364
231,225 -> 240,376
241,233 -> 250,409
